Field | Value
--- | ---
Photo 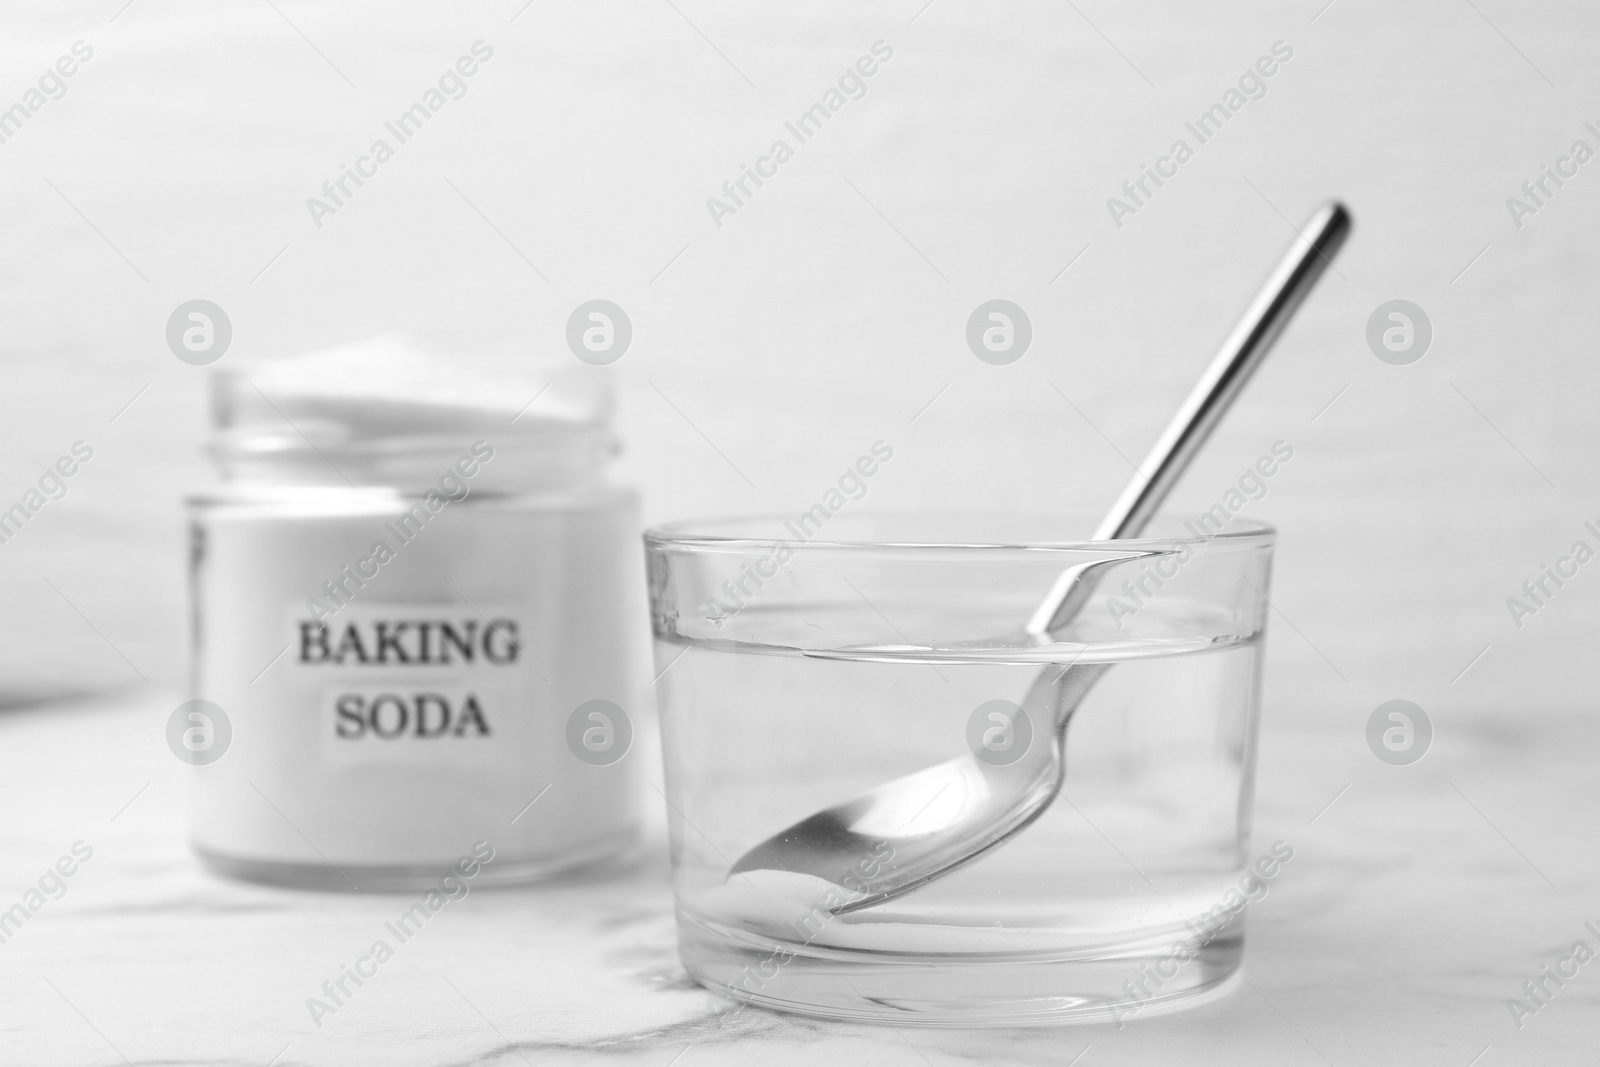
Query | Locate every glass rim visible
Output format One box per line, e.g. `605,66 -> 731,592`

644,511 -> 1276,553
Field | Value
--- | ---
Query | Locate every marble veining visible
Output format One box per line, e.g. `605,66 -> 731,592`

0,693 -> 1594,1065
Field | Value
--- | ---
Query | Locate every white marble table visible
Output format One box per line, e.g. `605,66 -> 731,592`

0,690 -> 1594,1066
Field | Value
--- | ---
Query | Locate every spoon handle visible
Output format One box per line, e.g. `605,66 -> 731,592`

1097,201 -> 1351,541
1031,201 -> 1351,637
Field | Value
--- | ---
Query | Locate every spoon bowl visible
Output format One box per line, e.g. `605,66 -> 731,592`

729,659 -> 1105,911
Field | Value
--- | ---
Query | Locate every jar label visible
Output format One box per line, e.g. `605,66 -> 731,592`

285,603 -> 534,766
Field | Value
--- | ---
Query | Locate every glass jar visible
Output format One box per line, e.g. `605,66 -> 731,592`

645,513 -> 1274,1024
185,337 -> 644,889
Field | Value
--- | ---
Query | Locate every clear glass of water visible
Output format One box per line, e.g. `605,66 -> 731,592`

645,514 -> 1276,1025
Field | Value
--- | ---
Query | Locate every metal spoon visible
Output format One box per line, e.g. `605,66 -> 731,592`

730,201 -> 1352,913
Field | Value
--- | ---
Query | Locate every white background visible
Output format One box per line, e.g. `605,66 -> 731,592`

0,0 -> 1595,733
